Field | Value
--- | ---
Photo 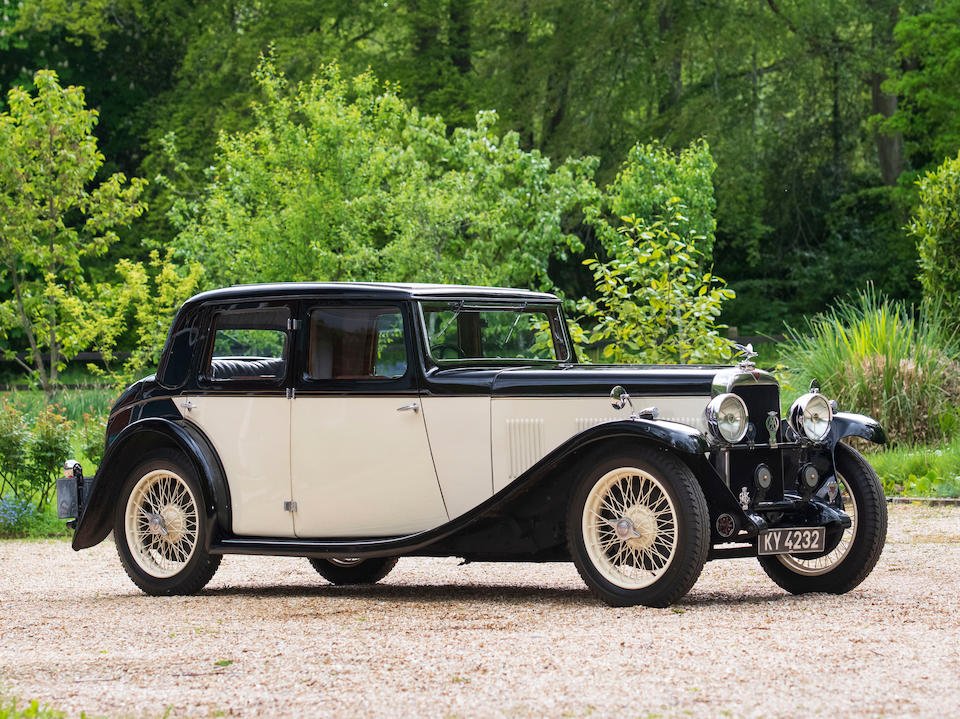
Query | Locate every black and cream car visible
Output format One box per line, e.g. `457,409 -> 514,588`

60,283 -> 888,607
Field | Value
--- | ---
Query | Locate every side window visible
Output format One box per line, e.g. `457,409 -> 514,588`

207,306 -> 289,381
307,306 -> 407,381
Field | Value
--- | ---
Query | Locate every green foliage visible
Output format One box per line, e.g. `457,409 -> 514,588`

885,1 -> 960,167
909,152 -> 960,328
171,58 -> 597,292
88,249 -> 205,386
0,70 -> 146,395
0,696 -> 69,719
0,398 -> 75,510
575,205 -> 736,365
598,140 -> 717,260
0,497 -> 71,538
0,402 -> 28,497
780,288 -> 960,447
870,437 -> 960,499
24,404 -> 72,509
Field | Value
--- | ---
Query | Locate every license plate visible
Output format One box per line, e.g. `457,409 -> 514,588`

758,527 -> 826,555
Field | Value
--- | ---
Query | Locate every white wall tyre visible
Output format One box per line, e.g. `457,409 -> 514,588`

114,450 -> 221,595
567,447 -> 709,607
308,557 -> 398,585
758,443 -> 887,594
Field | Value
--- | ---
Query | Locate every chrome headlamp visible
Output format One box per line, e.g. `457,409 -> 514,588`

789,392 -> 833,441
705,393 -> 749,443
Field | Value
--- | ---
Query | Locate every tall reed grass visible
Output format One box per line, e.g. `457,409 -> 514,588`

780,288 -> 960,447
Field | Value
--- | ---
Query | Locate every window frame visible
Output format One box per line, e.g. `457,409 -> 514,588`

197,301 -> 294,389
295,301 -> 418,394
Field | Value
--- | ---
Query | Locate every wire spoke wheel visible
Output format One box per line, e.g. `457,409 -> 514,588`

125,468 -> 200,579
758,443 -> 887,596
582,466 -> 680,590
777,475 -> 857,575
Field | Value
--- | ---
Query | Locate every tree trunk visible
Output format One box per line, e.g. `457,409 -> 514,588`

870,73 -> 903,185
10,268 -> 51,396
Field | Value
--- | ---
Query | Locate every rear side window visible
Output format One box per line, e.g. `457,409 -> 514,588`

207,306 -> 289,381
306,306 -> 407,381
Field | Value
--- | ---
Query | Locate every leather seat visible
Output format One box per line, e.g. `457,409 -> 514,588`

210,357 -> 284,380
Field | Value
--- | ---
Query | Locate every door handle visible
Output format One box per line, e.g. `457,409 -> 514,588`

396,402 -> 419,413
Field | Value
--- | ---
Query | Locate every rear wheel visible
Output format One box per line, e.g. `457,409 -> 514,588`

567,448 -> 709,607
114,450 -> 221,595
308,557 -> 398,585
758,443 -> 887,594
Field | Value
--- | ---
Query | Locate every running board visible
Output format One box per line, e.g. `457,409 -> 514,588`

211,534 -> 422,560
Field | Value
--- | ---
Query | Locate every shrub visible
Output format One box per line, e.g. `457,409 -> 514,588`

0,399 -> 76,510
0,402 -> 28,497
24,405 -> 74,509
574,204 -> 736,364
910,151 -> 960,329
780,288 -> 960,446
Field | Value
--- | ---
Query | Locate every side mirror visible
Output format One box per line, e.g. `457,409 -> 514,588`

610,385 -> 633,411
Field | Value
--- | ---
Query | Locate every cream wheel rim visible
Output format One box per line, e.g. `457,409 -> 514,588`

582,466 -> 679,590
125,469 -> 199,578
777,476 -> 857,575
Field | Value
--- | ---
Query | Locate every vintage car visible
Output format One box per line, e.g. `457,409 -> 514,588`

59,282 -> 888,607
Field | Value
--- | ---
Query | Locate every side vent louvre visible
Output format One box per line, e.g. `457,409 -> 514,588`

576,417 -> 613,433
507,418 -> 544,480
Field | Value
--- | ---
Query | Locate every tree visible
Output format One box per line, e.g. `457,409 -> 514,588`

0,70 -> 146,395
909,151 -> 960,326
171,58 -> 597,292
575,203 -> 736,365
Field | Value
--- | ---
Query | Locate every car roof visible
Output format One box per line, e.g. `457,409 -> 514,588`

184,282 -> 561,306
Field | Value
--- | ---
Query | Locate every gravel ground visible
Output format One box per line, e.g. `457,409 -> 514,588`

1,503 -> 958,719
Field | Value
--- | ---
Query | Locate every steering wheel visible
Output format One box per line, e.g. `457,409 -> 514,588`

431,342 -> 465,360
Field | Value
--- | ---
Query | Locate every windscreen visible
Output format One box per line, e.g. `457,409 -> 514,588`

420,302 -> 569,363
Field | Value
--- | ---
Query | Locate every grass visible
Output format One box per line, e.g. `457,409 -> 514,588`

778,288 -> 960,447
2,387 -> 116,425
870,436 -> 960,498
0,496 -> 72,539
0,696 -> 69,719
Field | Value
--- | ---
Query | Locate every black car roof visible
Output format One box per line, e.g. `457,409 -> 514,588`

183,282 -> 561,306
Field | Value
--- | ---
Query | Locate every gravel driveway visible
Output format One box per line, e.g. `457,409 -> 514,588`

1,503 -> 958,718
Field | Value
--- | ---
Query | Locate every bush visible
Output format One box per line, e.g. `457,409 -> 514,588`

910,152 -> 960,328
780,288 -> 960,446
574,204 -> 736,364
0,399 -> 75,510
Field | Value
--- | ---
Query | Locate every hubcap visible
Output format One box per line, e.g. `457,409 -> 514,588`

125,469 -> 199,579
582,466 -> 679,590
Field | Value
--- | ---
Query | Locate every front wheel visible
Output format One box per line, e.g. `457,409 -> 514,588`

567,448 -> 710,607
308,557 -> 398,585
114,450 -> 221,596
758,443 -> 887,595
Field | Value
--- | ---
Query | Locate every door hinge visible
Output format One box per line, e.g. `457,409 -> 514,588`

286,387 -> 296,399
287,318 -> 301,331
283,500 -> 297,512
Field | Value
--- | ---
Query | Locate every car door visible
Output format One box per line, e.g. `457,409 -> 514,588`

179,301 -> 295,537
289,302 -> 449,537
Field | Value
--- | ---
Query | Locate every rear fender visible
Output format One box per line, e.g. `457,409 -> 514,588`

72,418 -> 230,551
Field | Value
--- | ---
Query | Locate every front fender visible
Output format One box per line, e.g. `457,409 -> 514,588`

830,411 -> 887,446
72,418 -> 231,551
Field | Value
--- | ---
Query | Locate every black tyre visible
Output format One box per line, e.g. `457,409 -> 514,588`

758,443 -> 887,595
567,447 -> 710,607
114,450 -> 221,596
309,557 -> 399,585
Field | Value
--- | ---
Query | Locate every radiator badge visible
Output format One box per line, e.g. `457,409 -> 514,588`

765,411 -> 779,448
738,486 -> 751,510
